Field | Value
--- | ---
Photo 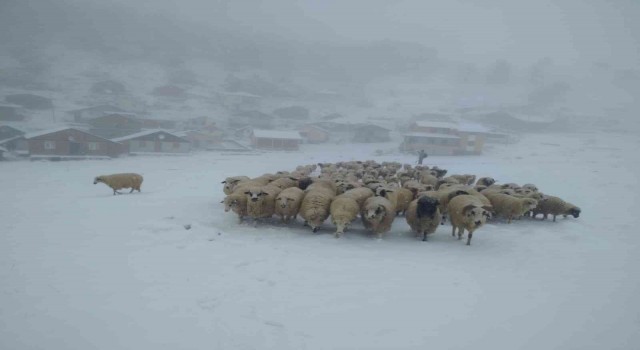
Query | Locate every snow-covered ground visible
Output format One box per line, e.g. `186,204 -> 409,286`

1,132 -> 638,349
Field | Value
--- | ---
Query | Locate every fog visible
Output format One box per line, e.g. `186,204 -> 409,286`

0,0 -> 638,129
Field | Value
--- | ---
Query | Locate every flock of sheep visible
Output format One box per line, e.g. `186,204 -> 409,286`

221,161 -> 581,245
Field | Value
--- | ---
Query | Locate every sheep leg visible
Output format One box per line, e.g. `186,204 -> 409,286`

129,188 -> 134,193
466,231 -> 473,246
507,216 -> 512,224
457,228 -> 464,240
451,225 -> 456,237
422,231 -> 428,241
553,215 -> 557,222
312,226 -> 319,233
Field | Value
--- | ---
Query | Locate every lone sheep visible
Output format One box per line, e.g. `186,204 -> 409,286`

94,173 -> 143,195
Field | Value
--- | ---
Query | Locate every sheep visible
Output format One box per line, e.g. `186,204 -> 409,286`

361,196 -> 396,239
393,187 -> 414,216
419,172 -> 439,187
339,187 -> 374,207
244,185 -> 282,220
299,187 -> 336,232
274,187 -> 305,223
485,193 -> 538,223
330,196 -> 361,238
374,187 -> 398,213
532,195 -> 581,222
476,177 -> 496,187
223,192 -> 248,223
448,174 -> 476,186
522,183 -> 539,192
405,195 -> 441,241
268,176 -> 299,190
94,173 -> 143,195
222,176 -> 251,195
448,195 -> 492,245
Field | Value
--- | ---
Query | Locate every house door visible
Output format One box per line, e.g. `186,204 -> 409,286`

69,142 -> 81,155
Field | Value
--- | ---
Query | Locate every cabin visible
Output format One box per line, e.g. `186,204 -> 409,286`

401,132 -> 462,155
24,127 -> 125,159
251,129 -> 302,151
457,123 -> 490,155
87,114 -> 143,139
0,146 -> 6,160
352,124 -> 391,143
298,124 -> 330,143
0,104 -> 24,121
401,121 -> 490,155
112,130 -> 190,155
138,118 -> 177,130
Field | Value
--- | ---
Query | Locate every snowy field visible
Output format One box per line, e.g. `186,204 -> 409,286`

1,132 -> 639,350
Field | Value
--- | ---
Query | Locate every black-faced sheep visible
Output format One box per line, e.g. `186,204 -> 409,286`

405,195 -> 441,241
94,173 -> 143,195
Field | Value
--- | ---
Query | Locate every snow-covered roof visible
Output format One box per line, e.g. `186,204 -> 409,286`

457,123 -> 492,133
0,103 -> 21,108
414,121 -> 459,129
24,127 -> 78,139
253,129 -> 302,140
111,129 -> 182,142
0,146 -> 7,152
403,132 -> 460,139
0,135 -> 25,145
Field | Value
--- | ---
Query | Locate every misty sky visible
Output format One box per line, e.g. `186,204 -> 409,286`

107,0 -> 639,67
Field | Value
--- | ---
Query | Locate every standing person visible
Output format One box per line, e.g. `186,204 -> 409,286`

418,149 -> 428,165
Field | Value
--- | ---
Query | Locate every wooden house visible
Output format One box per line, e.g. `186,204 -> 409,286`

401,121 -> 489,155
298,124 -> 329,143
24,127 -> 125,159
112,130 -> 190,155
251,129 -> 302,151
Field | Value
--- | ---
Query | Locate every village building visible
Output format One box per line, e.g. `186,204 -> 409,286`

24,127 -> 125,159
401,121 -> 491,155
251,129 -> 302,151
112,130 -> 190,155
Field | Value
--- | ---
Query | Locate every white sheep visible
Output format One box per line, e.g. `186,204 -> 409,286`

329,196 -> 361,238
405,195 -> 441,241
274,187 -> 305,223
485,193 -> 538,223
244,185 -> 283,220
299,187 -> 336,232
223,192 -> 248,223
448,195 -> 492,245
94,173 -> 143,195
222,176 -> 250,195
361,196 -> 396,239
532,195 -> 581,222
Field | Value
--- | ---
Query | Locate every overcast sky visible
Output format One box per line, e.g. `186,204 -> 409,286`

107,0 -> 639,67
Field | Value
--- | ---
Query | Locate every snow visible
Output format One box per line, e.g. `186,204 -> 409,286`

403,132 -> 461,139
1,132 -> 639,350
111,130 -> 183,142
253,129 -> 303,140
23,126 -> 80,139
414,121 -> 459,129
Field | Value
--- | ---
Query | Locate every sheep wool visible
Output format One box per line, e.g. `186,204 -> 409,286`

94,173 -> 143,195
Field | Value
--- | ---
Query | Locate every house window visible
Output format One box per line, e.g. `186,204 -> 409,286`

44,141 -> 56,150
88,142 -> 99,151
